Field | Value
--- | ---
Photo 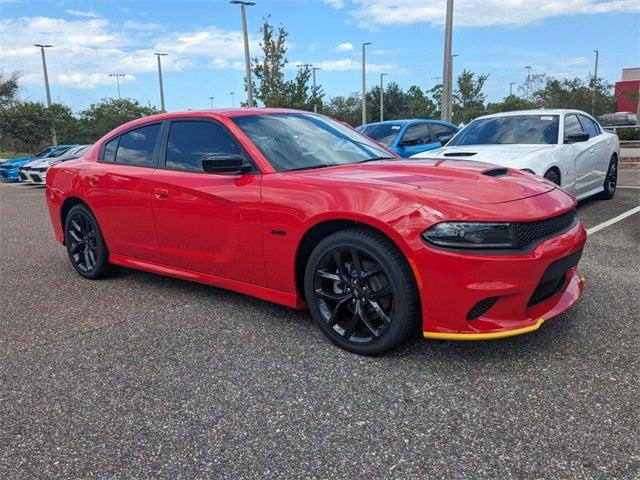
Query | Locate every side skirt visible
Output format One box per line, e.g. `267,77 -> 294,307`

575,186 -> 604,201
109,253 -> 305,310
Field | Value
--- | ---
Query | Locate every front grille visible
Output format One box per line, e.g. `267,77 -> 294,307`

528,274 -> 566,306
31,174 -> 42,183
515,210 -> 576,249
467,296 -> 499,320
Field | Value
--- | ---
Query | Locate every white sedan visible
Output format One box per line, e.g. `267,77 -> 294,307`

411,109 -> 620,201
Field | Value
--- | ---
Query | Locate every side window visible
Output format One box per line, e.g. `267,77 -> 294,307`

114,123 -> 161,167
579,115 -> 599,138
401,123 -> 431,146
430,124 -> 455,140
102,137 -> 119,162
165,121 -> 245,172
564,114 -> 584,141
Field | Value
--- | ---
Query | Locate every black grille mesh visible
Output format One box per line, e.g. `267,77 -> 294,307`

467,297 -> 499,320
515,211 -> 576,249
528,274 -> 566,306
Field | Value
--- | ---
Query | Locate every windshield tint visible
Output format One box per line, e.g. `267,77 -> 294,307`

360,123 -> 402,146
232,113 -> 395,171
34,146 -> 56,157
449,115 -> 559,146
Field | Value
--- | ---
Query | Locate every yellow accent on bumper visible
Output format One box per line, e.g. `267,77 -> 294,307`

423,318 -> 545,341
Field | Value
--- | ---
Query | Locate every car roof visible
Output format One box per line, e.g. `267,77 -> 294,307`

476,109 -> 595,120
359,119 -> 454,128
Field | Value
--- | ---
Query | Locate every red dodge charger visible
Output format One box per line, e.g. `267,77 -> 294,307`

45,109 -> 586,354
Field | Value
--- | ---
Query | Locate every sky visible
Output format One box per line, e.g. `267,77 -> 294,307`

1,0 -> 639,113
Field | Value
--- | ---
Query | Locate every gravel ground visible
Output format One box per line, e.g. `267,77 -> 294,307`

1,171 -> 638,479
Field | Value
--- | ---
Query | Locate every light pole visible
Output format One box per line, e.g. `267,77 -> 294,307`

109,74 -> 126,99
312,66 -> 321,113
524,66 -> 532,97
592,49 -> 599,114
231,1 -> 256,108
209,96 -> 215,108
509,82 -> 516,96
154,53 -> 168,112
361,42 -> 371,125
230,91 -> 236,108
440,0 -> 454,121
379,73 -> 387,122
34,44 -> 57,145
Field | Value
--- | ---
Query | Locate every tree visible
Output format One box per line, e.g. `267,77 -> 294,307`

76,98 -> 159,143
452,70 -> 488,124
406,85 -> 438,119
532,76 -> 616,116
0,101 -> 53,151
251,16 -> 322,110
324,93 -> 361,126
485,94 -> 536,114
0,71 -> 20,106
366,82 -> 408,123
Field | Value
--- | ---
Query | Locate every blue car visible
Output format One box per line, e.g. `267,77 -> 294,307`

0,145 -> 75,182
357,119 -> 459,157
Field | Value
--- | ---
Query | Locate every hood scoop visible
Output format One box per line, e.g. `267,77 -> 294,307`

443,152 -> 476,157
482,168 -> 510,177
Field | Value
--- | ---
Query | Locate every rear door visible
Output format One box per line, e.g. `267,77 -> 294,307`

563,114 -> 592,195
150,119 -> 265,285
84,123 -> 163,263
578,114 -> 608,189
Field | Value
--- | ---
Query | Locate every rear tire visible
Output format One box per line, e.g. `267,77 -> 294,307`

544,169 -> 560,186
597,155 -> 617,200
64,204 -> 112,279
304,228 -> 420,355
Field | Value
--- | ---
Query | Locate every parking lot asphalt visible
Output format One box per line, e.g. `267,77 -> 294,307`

1,171 -> 638,479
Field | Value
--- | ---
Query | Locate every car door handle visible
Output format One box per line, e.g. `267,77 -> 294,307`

89,176 -> 99,185
154,188 -> 169,199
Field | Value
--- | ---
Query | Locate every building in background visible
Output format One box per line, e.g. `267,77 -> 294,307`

615,67 -> 640,114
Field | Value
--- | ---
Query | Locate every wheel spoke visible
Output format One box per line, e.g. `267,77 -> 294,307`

370,285 -> 392,299
315,289 -> 350,302
327,296 -> 352,326
83,247 -> 92,270
333,250 -> 348,281
316,269 -> 340,281
362,265 -> 382,279
342,305 -> 360,339
69,230 -> 82,242
368,299 -> 391,326
70,242 -> 83,254
350,248 -> 362,276
359,307 -> 381,337
87,248 -> 96,266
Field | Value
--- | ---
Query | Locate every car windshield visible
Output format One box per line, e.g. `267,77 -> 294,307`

359,123 -> 403,146
232,113 -> 396,171
34,146 -> 56,157
49,147 -> 72,158
448,114 -> 559,146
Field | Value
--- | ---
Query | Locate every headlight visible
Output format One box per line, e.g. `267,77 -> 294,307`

422,222 -> 518,249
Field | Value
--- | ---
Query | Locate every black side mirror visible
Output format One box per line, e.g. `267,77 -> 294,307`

202,154 -> 248,174
565,132 -> 590,144
439,135 -> 452,146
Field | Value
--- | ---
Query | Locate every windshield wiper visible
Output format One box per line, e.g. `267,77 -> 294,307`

287,163 -> 340,172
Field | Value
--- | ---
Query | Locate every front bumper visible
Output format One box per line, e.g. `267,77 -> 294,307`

412,219 -> 587,339
0,167 -> 20,181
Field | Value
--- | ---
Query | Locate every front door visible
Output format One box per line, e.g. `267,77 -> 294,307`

150,119 -> 265,286
563,114 -> 592,195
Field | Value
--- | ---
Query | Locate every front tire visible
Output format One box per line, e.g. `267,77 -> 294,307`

64,204 -> 111,279
544,169 -> 561,186
597,155 -> 617,200
304,228 -> 420,355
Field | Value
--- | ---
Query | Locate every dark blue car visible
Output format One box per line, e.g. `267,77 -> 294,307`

357,119 -> 459,157
0,145 -> 75,182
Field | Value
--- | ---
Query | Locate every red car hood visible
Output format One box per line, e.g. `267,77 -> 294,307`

293,158 -> 556,205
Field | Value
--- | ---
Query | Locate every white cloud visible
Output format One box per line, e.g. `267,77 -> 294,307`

334,42 -> 354,52
123,20 -> 160,31
65,9 -> 99,18
0,16 -> 254,90
323,0 -> 346,9
349,0 -> 640,28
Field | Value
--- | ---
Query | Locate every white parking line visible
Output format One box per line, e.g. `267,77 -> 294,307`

587,206 -> 640,235
618,185 -> 640,189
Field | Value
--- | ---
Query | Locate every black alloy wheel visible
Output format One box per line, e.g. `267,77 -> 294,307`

598,155 -> 617,200
544,169 -> 560,186
64,204 -> 111,279
304,228 -> 419,355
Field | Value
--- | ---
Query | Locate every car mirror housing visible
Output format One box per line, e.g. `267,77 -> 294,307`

439,135 -> 453,146
565,132 -> 590,144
